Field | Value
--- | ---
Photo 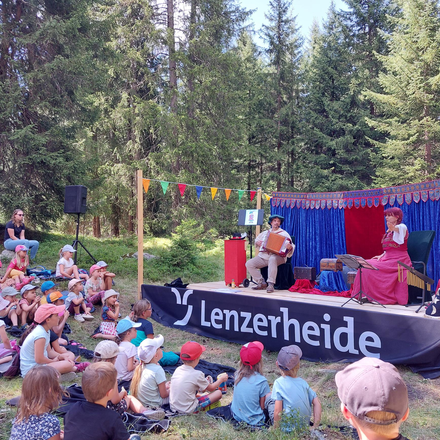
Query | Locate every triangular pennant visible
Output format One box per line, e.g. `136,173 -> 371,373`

211,187 -> 218,200
225,189 -> 231,201
142,179 -> 150,194
250,190 -> 256,201
196,186 -> 203,199
238,190 -> 244,201
160,181 -> 169,194
264,193 -> 271,201
178,183 -> 186,197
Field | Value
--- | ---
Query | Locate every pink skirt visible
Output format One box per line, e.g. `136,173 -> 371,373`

352,247 -> 411,305
100,321 -> 117,336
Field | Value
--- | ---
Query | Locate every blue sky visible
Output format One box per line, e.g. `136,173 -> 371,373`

239,0 -> 347,41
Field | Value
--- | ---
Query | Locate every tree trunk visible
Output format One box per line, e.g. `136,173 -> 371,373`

93,216 -> 101,238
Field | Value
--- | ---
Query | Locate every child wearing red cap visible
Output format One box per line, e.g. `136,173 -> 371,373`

231,341 -> 271,426
170,341 -> 228,414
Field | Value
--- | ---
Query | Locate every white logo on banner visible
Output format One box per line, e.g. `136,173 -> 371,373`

171,288 -> 194,326
169,289 -> 381,357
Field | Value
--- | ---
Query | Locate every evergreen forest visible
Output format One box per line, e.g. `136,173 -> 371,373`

1,0 -> 440,236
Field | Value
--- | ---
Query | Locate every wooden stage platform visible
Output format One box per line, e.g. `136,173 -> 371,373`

143,281 -> 440,378
187,280 -> 424,318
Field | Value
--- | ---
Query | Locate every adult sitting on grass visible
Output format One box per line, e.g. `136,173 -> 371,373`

4,209 -> 40,261
335,357 -> 410,440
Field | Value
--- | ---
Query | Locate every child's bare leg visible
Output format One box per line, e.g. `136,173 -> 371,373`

0,355 -> 13,364
8,309 -> 19,327
92,333 -> 116,340
21,310 -> 29,326
207,390 -> 223,404
58,338 -> 68,345
125,395 -> 146,413
50,360 -> 75,374
104,274 -> 114,290
80,273 -> 89,281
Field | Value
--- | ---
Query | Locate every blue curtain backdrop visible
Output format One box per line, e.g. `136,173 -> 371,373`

271,205 -> 347,273
271,200 -> 439,286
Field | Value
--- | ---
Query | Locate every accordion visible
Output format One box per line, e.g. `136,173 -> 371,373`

262,232 -> 290,256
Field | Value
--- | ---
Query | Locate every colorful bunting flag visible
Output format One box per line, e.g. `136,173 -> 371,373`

211,187 -> 218,200
178,183 -> 186,197
160,181 -> 169,194
143,178 -> 261,203
142,179 -> 150,194
264,193 -> 271,201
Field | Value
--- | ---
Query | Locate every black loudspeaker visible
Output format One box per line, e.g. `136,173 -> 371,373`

64,185 -> 87,214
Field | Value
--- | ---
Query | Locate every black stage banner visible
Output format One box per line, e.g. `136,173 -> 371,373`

142,284 -> 440,379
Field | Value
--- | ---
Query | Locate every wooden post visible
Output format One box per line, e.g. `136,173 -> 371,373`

136,170 -> 144,300
256,187 -> 262,236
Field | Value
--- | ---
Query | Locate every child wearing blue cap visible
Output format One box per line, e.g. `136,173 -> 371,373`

114,319 -> 141,384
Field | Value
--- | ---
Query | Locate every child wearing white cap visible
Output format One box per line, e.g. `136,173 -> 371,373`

129,335 -> 170,409
335,357 -> 410,440
267,345 -> 321,431
92,289 -> 120,339
56,244 -> 88,281
92,340 -> 165,420
65,279 -> 93,323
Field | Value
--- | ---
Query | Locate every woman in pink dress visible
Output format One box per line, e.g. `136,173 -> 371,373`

352,207 -> 411,305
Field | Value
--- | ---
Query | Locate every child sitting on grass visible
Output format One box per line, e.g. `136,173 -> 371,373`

267,345 -> 321,431
19,304 -> 85,378
0,287 -> 22,331
93,340 -> 164,419
84,264 -> 105,305
114,318 -> 141,384
19,284 -> 41,326
65,278 -> 93,323
56,244 -> 88,281
130,299 -> 154,347
39,281 -> 59,305
9,365 -> 67,440
170,341 -> 228,414
96,260 -> 116,290
0,245 -> 34,290
64,362 -> 142,440
130,335 -> 170,408
231,341 -> 271,427
93,289 -> 120,339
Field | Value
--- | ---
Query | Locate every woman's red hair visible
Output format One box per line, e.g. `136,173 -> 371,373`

384,207 -> 403,224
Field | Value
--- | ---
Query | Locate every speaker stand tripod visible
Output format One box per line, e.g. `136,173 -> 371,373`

72,213 -> 97,265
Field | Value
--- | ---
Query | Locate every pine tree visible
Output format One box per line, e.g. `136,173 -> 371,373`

365,0 -> 440,185
0,0 -> 107,226
302,5 -> 377,191
259,0 -> 304,191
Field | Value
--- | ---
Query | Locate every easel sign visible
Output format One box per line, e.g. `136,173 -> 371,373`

238,209 -> 264,227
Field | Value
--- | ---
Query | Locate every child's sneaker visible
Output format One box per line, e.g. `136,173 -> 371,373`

75,362 -> 90,373
82,314 -> 94,321
74,314 -> 85,323
142,407 -> 166,420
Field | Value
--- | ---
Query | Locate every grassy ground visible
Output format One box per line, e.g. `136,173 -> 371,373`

1,235 -> 440,439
